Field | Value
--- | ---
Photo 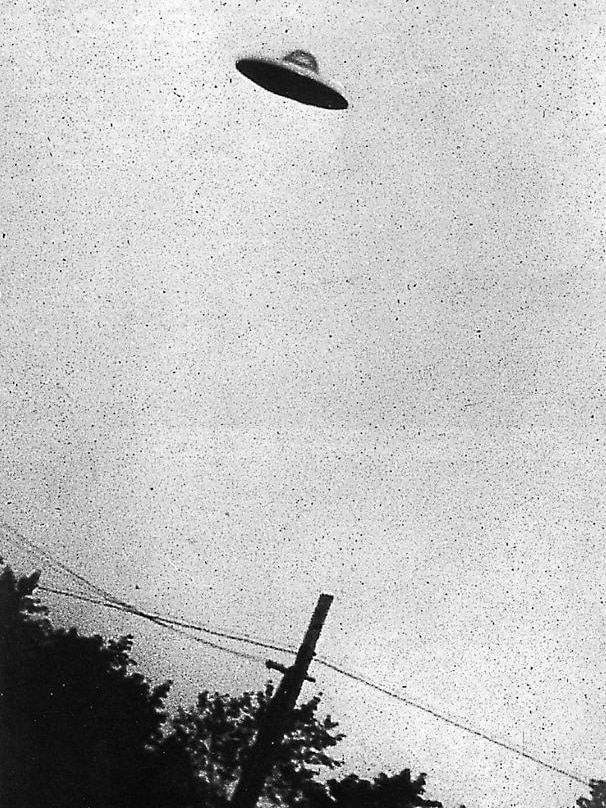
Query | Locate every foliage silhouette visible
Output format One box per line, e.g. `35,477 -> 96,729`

320,769 -> 443,808
1,564 -> 446,808
160,683 -> 344,807
0,564 -> 192,808
574,780 -> 606,808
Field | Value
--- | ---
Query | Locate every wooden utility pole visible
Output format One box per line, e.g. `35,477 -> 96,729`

230,593 -> 333,808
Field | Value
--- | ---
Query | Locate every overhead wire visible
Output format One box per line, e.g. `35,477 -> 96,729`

135,615 -> 265,663
1,522 -> 594,789
1,522 -> 130,608
1,522 -> 297,656
38,583 -> 290,662
36,585 -> 263,662
314,656 -> 591,788
37,584 -> 593,789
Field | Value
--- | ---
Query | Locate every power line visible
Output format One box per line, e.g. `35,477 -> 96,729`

38,583 -> 293,659
1,526 -> 276,663
36,581 -> 594,789
2,523 -> 594,789
314,656 -> 591,788
1,523 -> 297,656
142,616 -> 265,663
38,584 -> 266,663
0,522 -> 129,608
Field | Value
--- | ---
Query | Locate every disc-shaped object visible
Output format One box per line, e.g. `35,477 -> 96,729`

236,50 -> 348,110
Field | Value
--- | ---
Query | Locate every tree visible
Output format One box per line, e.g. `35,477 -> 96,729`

574,781 -> 606,808
160,687 -> 444,808
321,770 -> 443,808
160,683 -> 344,808
0,564 -> 191,808
1,563 -> 449,808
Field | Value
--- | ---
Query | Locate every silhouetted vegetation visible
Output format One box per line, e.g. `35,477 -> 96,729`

0,563 -> 454,808
163,684 -> 343,808
573,781 -> 606,808
0,565 -> 185,808
317,771 -> 443,808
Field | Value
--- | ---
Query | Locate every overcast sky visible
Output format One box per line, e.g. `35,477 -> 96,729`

2,1 -> 605,806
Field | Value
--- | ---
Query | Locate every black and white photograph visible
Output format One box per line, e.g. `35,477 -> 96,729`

1,2 -> 605,807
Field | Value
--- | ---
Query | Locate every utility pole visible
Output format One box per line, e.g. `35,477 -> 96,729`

230,593 -> 333,808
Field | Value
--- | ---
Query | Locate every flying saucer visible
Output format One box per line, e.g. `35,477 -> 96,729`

236,50 -> 348,110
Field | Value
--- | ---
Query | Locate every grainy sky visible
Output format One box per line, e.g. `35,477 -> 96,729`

1,1 -> 605,806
